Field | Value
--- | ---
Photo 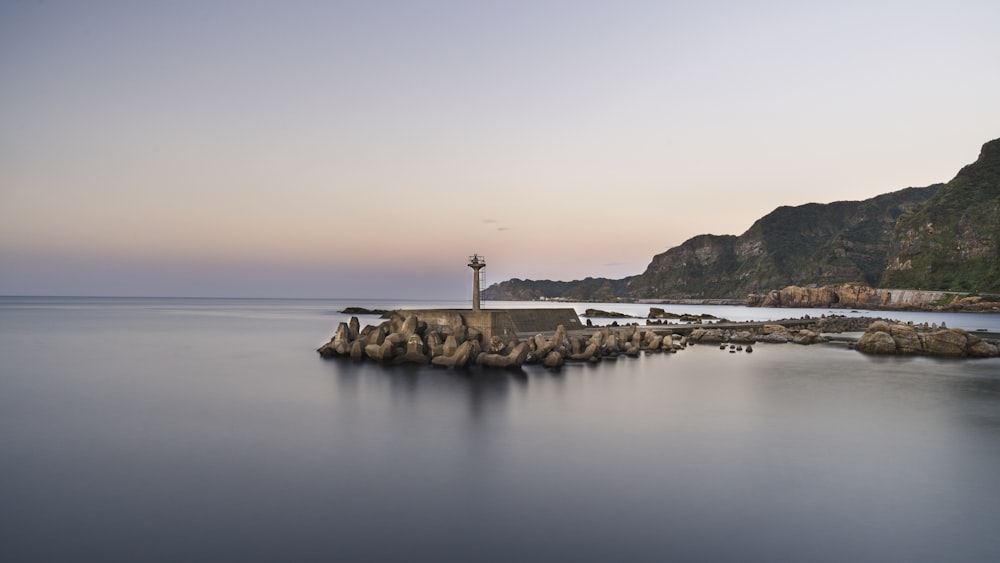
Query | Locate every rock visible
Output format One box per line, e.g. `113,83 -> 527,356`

348,316 -> 360,340
856,330 -> 897,354
583,308 -> 633,318
968,339 -> 999,358
648,307 -> 681,319
868,320 -> 892,334
729,330 -> 756,344
792,329 -> 818,345
756,333 -> 789,343
689,328 -> 726,343
888,324 -> 922,354
920,330 -> 968,357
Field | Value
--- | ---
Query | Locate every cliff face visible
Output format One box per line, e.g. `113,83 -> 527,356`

622,186 -> 939,299
484,138 -> 999,301
882,138 -> 1000,292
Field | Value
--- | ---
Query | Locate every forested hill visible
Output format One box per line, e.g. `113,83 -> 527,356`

484,137 -> 999,301
882,138 -> 1000,292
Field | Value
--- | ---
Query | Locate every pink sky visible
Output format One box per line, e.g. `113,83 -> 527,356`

2,1 -> 998,298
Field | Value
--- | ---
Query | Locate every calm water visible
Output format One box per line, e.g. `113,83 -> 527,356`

2,297 -> 999,562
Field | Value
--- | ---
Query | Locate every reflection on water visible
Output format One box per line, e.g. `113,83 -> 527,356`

2,297 -> 999,562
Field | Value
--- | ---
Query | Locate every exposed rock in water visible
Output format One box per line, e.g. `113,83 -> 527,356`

855,321 -> 999,357
340,307 -> 394,316
582,308 -> 634,318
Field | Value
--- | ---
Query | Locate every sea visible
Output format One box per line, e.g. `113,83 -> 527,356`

2,296 -> 999,562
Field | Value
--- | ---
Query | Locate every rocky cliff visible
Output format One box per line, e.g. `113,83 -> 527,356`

882,138 -> 1000,292
484,138 -> 999,302
622,185 -> 939,299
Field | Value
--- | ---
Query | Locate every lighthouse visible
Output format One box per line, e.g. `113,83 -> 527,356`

468,254 -> 486,312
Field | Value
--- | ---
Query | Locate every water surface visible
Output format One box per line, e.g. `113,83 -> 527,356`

2,297 -> 999,562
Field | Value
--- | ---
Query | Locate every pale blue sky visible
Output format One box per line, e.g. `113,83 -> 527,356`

2,0 -> 998,298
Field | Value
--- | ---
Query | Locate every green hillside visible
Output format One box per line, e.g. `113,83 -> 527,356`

484,138 -> 999,300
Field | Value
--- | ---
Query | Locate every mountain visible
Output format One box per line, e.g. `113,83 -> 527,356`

882,138 -> 1000,292
624,185 -> 941,299
484,137 -> 999,300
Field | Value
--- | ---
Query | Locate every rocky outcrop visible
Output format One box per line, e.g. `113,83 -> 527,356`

582,308 -> 634,318
855,320 -> 999,357
748,283 -> 1000,312
748,282 -> 882,309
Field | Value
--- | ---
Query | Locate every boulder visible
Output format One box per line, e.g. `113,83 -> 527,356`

729,330 -> 756,344
756,333 -> 789,343
968,339 -> 999,358
856,330 -> 896,354
689,328 -> 726,343
792,329 -> 819,345
920,330 -> 968,357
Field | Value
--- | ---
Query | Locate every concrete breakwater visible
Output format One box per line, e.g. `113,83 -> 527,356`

317,311 -> 689,369
316,309 -> 918,369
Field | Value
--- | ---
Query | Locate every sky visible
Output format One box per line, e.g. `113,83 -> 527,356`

2,0 -> 999,299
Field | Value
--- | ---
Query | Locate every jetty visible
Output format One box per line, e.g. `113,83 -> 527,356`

317,256 -> 1000,367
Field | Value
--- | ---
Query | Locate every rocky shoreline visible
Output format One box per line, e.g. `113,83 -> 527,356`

854,320 -> 1000,357
747,283 -> 1000,313
317,308 -> 1000,368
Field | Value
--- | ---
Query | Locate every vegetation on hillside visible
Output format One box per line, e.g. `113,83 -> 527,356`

484,138 -> 1000,300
